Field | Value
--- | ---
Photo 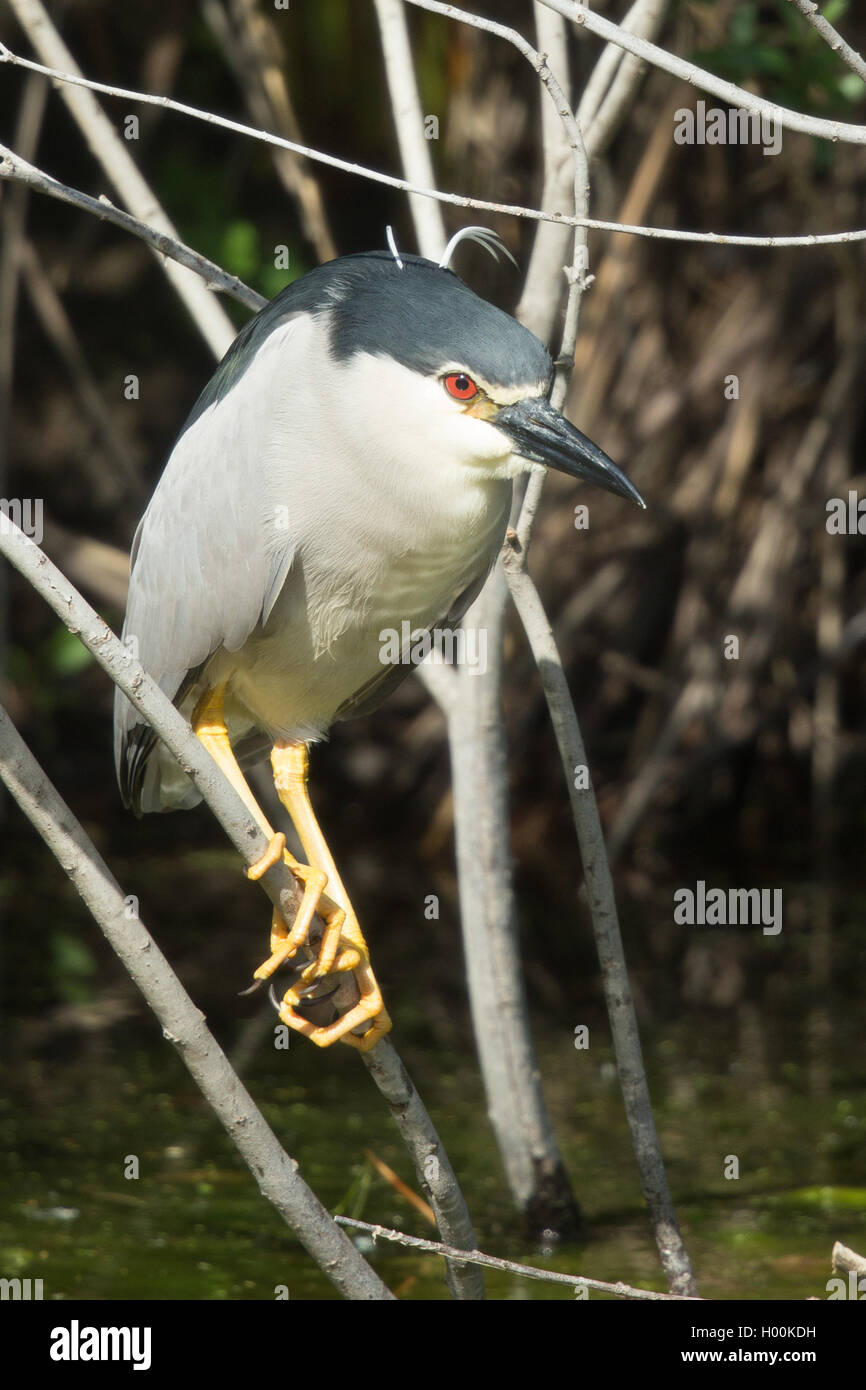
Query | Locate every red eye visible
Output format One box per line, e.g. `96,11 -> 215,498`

444,372 -> 479,401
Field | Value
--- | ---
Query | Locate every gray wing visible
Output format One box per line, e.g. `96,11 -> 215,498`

114,315 -> 307,811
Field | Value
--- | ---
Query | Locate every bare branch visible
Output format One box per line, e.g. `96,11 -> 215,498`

336,1217 -> 702,1298
783,0 -> 866,84
577,0 -> 652,130
0,144 -> 265,313
0,702 -> 393,1300
374,0 -> 447,259
502,530 -> 697,1298
583,0 -> 670,162
201,0 -> 338,263
542,0 -> 866,143
0,516 -> 483,1297
362,1046 -> 485,1298
6,0 -> 236,356
516,4 -> 574,346
2,36 -> 866,247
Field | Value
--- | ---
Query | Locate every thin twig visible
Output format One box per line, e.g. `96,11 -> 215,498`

0,516 -> 482,1297
542,0 -> 866,143
405,0 -> 584,1234
17,236 -> 143,502
0,701 -> 393,1301
516,4 -> 574,347
374,0 -> 446,259
583,0 -> 670,162
335,1216 -> 701,1299
0,143 -> 265,312
577,0 -> 652,131
2,38 -> 866,246
783,0 -> 866,84
6,0 -> 235,356
502,530 -> 697,1298
201,0 -> 337,262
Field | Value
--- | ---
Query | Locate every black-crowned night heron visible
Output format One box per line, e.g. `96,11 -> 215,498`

114,230 -> 644,1053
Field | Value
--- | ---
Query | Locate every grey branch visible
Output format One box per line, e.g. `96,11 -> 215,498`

502,531 -> 698,1297
0,701 -> 392,1301
832,1241 -> 866,1276
582,0 -> 671,163
0,142 -> 265,313
336,1217 -> 701,1299
0,516 -> 482,1299
375,0 -> 447,259
362,1046 -> 484,1298
404,0 -> 583,1231
783,0 -> 866,85
2,36 -> 866,246
7,0 -> 235,356
542,0 -> 866,144
517,4 -> 575,347
577,0 -> 653,131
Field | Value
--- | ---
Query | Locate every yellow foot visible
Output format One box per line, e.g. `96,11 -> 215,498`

246,832 -> 287,881
248,840 -> 391,1051
190,686 -> 392,1051
277,959 -> 392,1051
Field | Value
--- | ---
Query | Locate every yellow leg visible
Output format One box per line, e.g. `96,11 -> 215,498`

270,740 -> 392,1051
192,686 -> 349,997
192,687 -> 390,1051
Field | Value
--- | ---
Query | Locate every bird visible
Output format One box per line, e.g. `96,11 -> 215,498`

114,228 -> 645,1053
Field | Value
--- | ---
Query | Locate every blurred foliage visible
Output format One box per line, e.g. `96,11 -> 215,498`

694,0 -> 866,114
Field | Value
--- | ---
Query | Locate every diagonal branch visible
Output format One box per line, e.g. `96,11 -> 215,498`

783,0 -> 866,84
582,0 -> 670,162
542,0 -> 866,143
0,516 -> 483,1298
2,37 -> 866,247
336,1216 -> 702,1298
6,0 -> 235,356
517,3 -> 575,348
0,143 -> 265,311
501,530 -> 697,1298
201,0 -> 338,262
0,701 -> 393,1301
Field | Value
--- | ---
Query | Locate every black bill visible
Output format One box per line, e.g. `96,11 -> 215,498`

495,396 -> 645,509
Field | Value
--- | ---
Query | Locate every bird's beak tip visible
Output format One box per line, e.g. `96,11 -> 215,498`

496,397 -> 645,511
